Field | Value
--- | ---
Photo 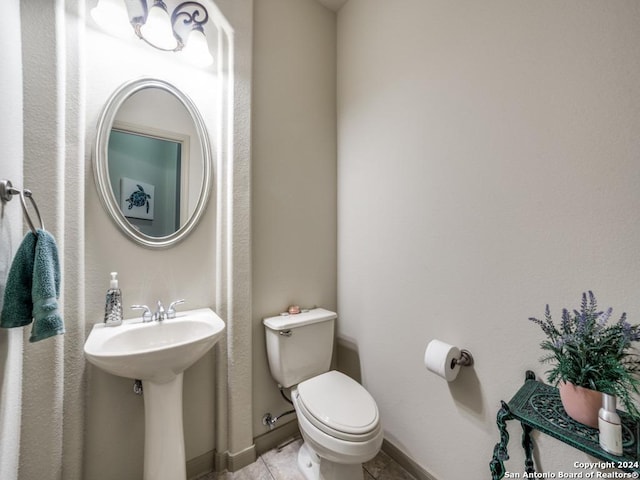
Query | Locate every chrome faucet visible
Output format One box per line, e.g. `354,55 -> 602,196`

131,299 -> 185,323
153,301 -> 166,322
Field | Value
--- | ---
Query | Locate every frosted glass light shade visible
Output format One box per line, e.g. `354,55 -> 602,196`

91,0 -> 132,39
139,3 -> 178,51
182,29 -> 213,67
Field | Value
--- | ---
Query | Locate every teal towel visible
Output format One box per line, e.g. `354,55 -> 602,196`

0,229 -> 64,342
29,229 -> 64,342
1,231 -> 37,327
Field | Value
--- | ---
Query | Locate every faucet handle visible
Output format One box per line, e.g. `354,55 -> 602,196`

131,305 -> 153,323
167,299 -> 185,319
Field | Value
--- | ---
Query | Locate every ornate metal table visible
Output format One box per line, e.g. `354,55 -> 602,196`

490,371 -> 640,479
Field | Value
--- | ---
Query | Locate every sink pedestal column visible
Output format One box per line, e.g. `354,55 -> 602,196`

142,373 -> 186,480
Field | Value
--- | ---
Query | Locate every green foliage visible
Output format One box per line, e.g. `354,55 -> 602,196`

528,291 -> 640,419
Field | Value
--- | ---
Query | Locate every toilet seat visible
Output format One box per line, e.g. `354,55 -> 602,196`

295,371 -> 380,442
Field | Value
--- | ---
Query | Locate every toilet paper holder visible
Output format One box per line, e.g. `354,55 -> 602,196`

451,349 -> 474,368
424,340 -> 475,382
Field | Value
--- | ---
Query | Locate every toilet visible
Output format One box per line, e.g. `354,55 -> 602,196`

263,308 -> 383,480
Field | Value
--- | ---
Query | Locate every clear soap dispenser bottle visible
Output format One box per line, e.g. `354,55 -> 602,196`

104,272 -> 123,326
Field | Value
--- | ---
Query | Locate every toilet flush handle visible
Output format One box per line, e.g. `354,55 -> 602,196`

279,329 -> 292,337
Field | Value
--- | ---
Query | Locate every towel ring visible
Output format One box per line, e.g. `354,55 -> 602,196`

0,179 -> 45,235
21,189 -> 44,234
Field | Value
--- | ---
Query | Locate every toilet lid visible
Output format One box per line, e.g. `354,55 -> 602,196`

296,371 -> 380,440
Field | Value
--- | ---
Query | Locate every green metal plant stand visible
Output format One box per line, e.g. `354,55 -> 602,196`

490,371 -> 640,479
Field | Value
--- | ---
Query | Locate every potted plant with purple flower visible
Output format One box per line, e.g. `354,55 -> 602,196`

528,291 -> 640,427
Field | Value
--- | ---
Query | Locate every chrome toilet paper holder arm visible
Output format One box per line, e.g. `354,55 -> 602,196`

452,349 -> 474,368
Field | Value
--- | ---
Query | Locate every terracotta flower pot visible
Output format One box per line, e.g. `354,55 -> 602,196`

558,381 -> 602,428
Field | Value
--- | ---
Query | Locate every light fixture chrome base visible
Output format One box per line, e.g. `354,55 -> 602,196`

132,0 -> 209,52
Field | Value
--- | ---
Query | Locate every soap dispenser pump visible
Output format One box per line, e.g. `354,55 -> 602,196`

104,272 -> 123,326
599,393 -> 623,455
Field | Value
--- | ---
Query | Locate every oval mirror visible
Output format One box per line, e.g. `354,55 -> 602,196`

93,78 -> 212,248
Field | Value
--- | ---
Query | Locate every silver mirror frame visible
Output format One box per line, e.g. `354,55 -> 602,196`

93,78 -> 212,248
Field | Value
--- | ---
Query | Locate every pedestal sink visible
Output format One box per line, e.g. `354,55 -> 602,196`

84,307 -> 225,480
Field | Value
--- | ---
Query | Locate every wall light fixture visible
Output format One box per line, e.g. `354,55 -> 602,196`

91,0 -> 214,67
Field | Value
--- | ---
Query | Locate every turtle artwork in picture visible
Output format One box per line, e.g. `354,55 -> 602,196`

126,184 -> 152,213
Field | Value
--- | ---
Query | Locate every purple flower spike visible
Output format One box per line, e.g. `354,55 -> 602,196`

526,291 -> 640,420
596,308 -> 613,329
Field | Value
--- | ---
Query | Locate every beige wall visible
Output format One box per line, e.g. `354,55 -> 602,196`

337,1 -> 640,478
14,1 -> 86,478
0,2 -> 24,478
252,0 -> 337,436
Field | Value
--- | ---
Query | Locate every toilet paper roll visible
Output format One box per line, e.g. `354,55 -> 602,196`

424,339 -> 461,382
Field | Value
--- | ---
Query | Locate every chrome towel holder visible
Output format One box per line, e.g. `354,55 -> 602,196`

0,179 -> 45,234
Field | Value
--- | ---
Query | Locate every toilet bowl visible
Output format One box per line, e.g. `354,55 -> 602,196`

293,371 -> 383,479
263,309 -> 383,480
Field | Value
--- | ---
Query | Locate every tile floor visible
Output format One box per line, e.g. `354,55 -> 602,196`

197,438 -> 417,480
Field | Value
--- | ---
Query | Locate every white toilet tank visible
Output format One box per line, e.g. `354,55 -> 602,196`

263,308 -> 337,388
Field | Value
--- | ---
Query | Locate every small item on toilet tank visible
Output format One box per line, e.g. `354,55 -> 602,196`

288,305 -> 301,315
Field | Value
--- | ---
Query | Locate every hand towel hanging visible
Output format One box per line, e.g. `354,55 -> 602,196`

0,231 -> 37,327
29,229 -> 64,342
0,229 -> 64,342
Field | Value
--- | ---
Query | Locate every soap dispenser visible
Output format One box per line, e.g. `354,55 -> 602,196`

599,393 -> 623,455
104,272 -> 123,326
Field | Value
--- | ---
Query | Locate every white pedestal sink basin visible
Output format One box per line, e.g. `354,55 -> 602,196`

84,307 -> 225,480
